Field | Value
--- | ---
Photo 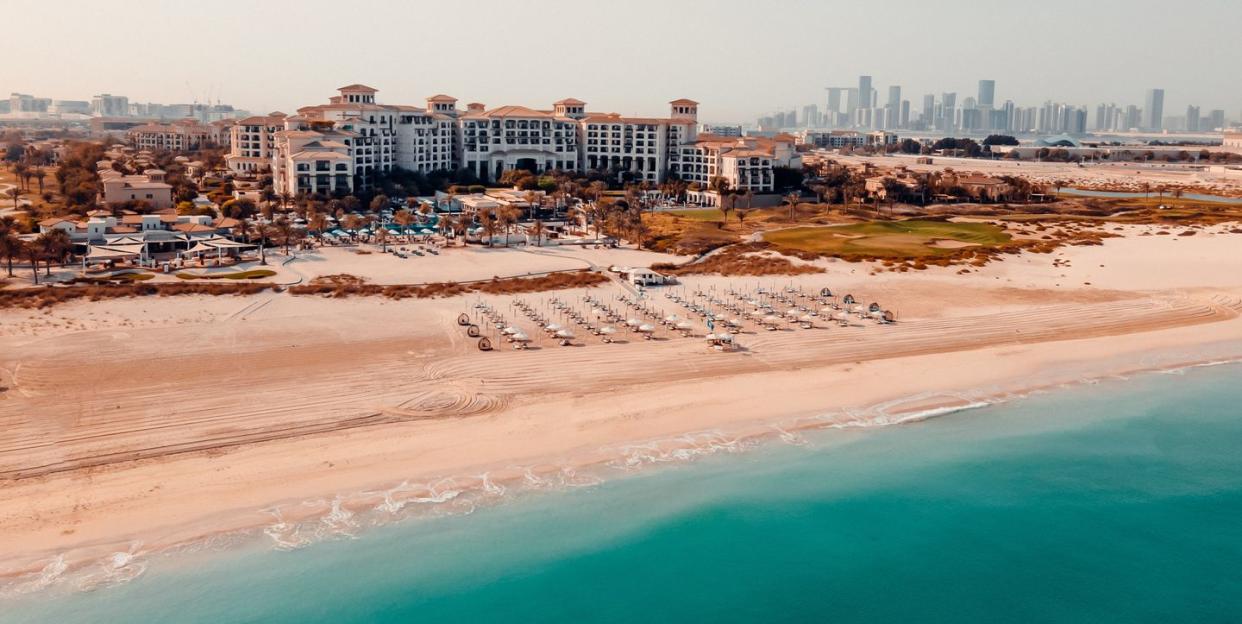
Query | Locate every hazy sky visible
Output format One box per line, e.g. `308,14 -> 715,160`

3,0 -> 1239,123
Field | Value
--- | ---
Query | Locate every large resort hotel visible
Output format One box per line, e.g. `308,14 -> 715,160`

225,84 -> 799,197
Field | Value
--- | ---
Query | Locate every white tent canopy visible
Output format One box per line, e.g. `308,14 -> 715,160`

85,244 -> 144,260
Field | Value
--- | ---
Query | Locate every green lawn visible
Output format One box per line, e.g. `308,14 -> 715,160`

665,208 -> 724,222
764,220 -> 1011,259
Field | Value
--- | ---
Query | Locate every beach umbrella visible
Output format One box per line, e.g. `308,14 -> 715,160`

626,318 -> 641,327
555,329 -> 575,339
502,326 -> 518,335
599,326 -> 617,335
704,333 -> 717,341
637,323 -> 655,333
834,311 -> 850,321
675,321 -> 693,330
545,322 -> 563,332
664,314 -> 680,323
762,315 -> 780,325
512,332 -> 531,343
799,315 -> 814,323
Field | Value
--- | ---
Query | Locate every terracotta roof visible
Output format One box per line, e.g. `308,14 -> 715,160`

669,98 -> 699,106
555,98 -> 586,106
290,151 -> 351,161
464,105 -> 553,120
337,84 -> 378,93
39,217 -> 76,227
173,223 -> 218,233
427,94 -> 458,102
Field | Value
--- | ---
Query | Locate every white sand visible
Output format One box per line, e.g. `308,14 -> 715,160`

1,228 -> 1241,584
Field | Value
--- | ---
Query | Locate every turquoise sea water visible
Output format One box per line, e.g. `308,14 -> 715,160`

5,364 -> 1242,623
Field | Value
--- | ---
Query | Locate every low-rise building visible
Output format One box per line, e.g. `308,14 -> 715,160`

99,169 -> 174,210
798,130 -> 897,149
127,119 -> 233,151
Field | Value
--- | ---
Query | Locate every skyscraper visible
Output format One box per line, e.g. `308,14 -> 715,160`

977,80 -> 995,109
825,88 -> 844,114
1144,88 -> 1165,131
941,92 -> 957,132
922,94 -> 935,128
857,75 -> 872,110
1186,105 -> 1201,132
1207,109 -> 1226,131
887,85 -> 901,110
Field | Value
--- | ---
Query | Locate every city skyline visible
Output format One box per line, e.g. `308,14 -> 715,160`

2,0 -> 1240,124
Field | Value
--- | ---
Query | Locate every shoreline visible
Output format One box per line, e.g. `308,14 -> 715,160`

2,225 -> 1242,598
3,324 -> 1242,596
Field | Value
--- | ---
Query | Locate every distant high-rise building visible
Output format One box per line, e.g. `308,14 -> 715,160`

1186,105 -> 1201,132
977,80 -> 995,109
940,92 -> 957,132
899,100 -> 910,129
91,93 -> 130,117
826,87 -> 845,115
8,93 -> 51,114
845,88 -> 859,118
887,86 -> 901,110
1143,88 -> 1164,131
801,104 -> 819,128
1207,109 -> 1225,131
857,75 -> 872,110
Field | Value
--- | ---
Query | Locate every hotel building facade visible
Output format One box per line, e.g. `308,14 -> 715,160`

227,84 -> 800,197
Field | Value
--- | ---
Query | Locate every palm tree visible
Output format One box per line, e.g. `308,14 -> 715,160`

12,162 -> 29,191
393,208 -> 416,239
272,216 -> 298,255
785,192 -> 801,220
22,239 -> 41,285
36,230 -> 71,276
252,221 -> 275,264
341,213 -> 364,234
307,211 -> 329,244
707,176 -> 732,222
3,187 -> 20,210
532,219 -> 545,247
0,215 -> 21,277
478,208 -> 497,246
523,191 -> 540,219
375,227 -> 390,253
499,206 -> 520,247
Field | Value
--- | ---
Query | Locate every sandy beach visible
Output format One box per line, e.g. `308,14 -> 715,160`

2,224 -> 1241,589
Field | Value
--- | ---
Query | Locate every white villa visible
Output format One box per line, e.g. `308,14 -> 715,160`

227,84 -> 800,197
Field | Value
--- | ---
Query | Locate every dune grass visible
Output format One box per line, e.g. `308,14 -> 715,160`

175,269 -> 277,280
73,272 -> 156,284
763,220 -> 1011,259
